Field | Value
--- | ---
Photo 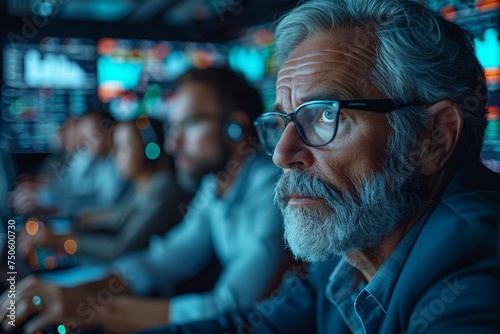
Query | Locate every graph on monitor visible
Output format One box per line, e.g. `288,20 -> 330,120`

1,38 -> 98,152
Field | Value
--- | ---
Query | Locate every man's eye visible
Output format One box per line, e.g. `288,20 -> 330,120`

321,109 -> 335,122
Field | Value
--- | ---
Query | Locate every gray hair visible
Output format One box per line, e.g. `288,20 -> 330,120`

274,0 -> 488,166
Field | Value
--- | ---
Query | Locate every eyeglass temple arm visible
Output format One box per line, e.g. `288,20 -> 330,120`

338,99 -> 401,113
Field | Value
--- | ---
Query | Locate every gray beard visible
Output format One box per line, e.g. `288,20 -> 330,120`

275,161 -> 423,263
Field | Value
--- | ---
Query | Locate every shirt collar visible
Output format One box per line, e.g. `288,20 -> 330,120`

326,257 -> 366,333
326,211 -> 429,333
200,153 -> 266,206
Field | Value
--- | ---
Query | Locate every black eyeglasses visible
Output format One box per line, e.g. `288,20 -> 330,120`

254,99 -> 408,155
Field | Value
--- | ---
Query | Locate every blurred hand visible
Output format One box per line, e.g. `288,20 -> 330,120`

18,226 -> 62,258
73,213 -> 91,229
10,182 -> 40,215
0,276 -> 92,333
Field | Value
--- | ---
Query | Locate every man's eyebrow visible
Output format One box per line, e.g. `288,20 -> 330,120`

298,93 -> 341,104
271,103 -> 285,113
271,92 -> 346,113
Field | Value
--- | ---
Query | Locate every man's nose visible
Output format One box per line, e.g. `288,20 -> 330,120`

272,123 -> 313,170
164,129 -> 183,154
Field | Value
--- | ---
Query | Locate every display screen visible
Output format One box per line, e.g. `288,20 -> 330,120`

0,19 -> 498,166
227,26 -> 279,111
97,38 -> 228,121
1,38 -> 99,153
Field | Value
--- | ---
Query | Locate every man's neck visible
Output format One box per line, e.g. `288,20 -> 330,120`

134,167 -> 158,192
215,150 -> 249,197
345,221 -> 413,282
346,166 -> 454,282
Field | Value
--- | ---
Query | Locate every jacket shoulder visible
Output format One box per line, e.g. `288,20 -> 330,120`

384,163 -> 500,332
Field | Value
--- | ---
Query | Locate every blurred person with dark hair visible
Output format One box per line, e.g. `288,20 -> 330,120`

37,116 -> 81,182
170,66 -> 264,192
18,117 -> 190,261
10,110 -> 129,215
0,68 -> 291,333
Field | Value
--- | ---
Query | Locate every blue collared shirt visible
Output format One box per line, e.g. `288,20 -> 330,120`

326,215 -> 427,334
113,153 -> 287,324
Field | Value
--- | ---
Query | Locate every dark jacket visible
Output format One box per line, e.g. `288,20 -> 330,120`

140,162 -> 500,334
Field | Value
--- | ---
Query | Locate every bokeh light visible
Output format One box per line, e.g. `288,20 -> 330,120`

145,142 -> 160,160
64,239 -> 78,254
25,219 -> 39,235
57,324 -> 67,334
135,115 -> 150,130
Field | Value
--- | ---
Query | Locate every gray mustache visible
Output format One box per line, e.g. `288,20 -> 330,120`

274,171 -> 344,209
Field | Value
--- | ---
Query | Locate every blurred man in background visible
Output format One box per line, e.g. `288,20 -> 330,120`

17,117 -> 190,261
0,68 -> 291,333
10,110 -> 128,216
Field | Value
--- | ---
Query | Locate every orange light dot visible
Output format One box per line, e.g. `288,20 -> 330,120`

135,115 -> 150,130
25,219 -> 39,235
64,239 -> 78,254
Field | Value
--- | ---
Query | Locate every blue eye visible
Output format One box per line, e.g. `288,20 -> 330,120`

321,109 -> 335,122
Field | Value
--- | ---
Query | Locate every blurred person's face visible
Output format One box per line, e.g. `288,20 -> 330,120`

61,119 -> 80,153
165,82 -> 230,191
78,115 -> 113,157
114,123 -> 144,180
49,119 -> 79,153
272,31 -> 423,262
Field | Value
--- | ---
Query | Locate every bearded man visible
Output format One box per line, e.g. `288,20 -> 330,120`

140,0 -> 500,333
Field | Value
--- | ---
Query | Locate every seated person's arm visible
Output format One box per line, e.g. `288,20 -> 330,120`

77,270 -> 131,294
112,205 -> 213,298
18,225 -> 76,258
137,264 -> 320,334
166,203 -> 288,324
75,185 -> 185,261
73,208 -> 119,230
0,272 -> 154,333
1,200 -> 208,332
98,295 -> 169,333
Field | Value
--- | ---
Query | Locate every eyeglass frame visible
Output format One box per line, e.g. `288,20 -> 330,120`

253,99 -> 411,153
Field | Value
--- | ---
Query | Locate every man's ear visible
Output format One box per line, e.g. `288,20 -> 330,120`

227,111 -> 250,129
414,100 -> 463,176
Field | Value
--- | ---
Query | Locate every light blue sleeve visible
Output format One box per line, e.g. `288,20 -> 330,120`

112,202 -> 213,297
169,169 -> 286,324
38,156 -> 127,212
92,157 -> 128,206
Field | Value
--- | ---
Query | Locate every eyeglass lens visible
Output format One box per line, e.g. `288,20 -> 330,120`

256,102 -> 338,155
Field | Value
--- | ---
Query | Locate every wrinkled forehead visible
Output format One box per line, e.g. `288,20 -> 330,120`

276,28 -> 381,108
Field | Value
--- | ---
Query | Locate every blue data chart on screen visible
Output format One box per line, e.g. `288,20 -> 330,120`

227,26 -> 279,111
1,38 -> 99,153
97,38 -> 227,121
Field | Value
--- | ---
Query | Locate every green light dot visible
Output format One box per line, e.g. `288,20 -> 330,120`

57,324 -> 67,334
145,142 -> 160,160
